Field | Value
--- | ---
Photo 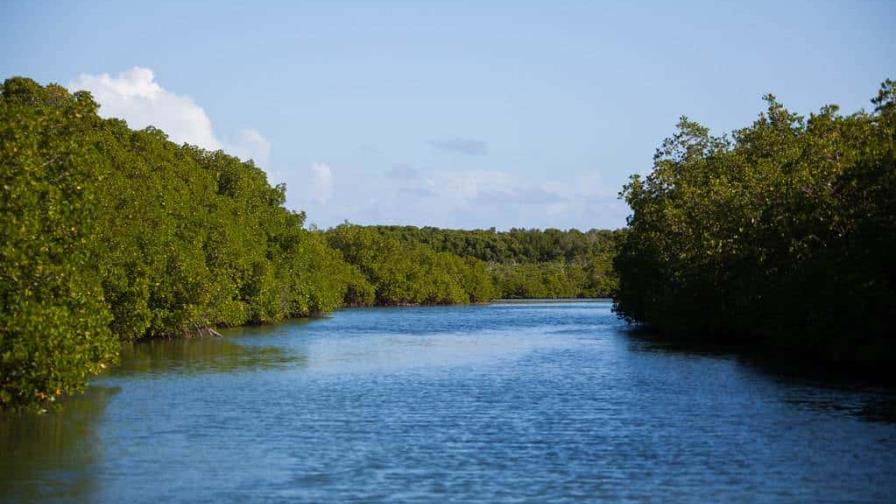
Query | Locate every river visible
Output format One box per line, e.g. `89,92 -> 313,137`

2,301 -> 895,502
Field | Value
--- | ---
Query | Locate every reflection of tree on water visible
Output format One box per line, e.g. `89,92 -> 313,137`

112,338 -> 304,377
623,327 -> 896,424
0,386 -> 118,503
0,337 -> 304,503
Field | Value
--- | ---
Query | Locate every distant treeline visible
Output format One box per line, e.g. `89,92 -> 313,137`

323,224 -> 494,306
614,80 -> 896,373
340,226 -> 622,299
0,77 -> 619,408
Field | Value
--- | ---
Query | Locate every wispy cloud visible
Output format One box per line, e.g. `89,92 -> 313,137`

309,162 -> 334,204
297,161 -> 628,230
430,137 -> 489,156
229,129 -> 272,166
386,163 -> 420,180
399,186 -> 437,198
69,69 -> 624,229
473,187 -> 567,206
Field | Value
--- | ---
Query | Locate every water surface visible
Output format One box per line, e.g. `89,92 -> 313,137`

2,301 -> 895,502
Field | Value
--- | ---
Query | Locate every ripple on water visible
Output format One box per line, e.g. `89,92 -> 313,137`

1,301 -> 895,503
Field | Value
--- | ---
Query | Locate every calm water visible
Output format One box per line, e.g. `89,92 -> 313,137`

2,301 -> 895,502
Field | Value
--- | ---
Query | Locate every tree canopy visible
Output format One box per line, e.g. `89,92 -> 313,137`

614,80 -> 896,372
0,78 -> 365,407
2,77 -> 621,408
347,226 -> 623,299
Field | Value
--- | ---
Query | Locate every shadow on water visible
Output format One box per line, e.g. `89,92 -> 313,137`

623,326 -> 896,423
110,336 -> 305,377
1,334 -> 306,503
221,316 -> 317,337
0,386 -> 119,503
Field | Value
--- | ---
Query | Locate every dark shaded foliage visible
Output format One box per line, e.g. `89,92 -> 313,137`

614,81 -> 896,372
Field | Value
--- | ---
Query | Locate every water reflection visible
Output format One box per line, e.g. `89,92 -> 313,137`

112,337 -> 303,377
2,303 -> 895,503
1,336 -> 306,503
0,387 -> 118,503
624,327 -> 896,423
860,398 -> 896,422
301,328 -> 591,374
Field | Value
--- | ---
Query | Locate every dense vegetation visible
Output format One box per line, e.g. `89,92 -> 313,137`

7,74 -> 891,407
325,225 -> 495,305
615,81 -> 895,373
1,77 -> 616,409
341,226 -> 622,299
0,78 -> 377,407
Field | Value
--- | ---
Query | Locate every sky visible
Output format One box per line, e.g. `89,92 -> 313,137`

2,0 -> 894,230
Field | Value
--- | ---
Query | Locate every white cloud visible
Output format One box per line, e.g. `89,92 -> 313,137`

428,169 -> 514,202
293,160 -> 629,230
71,67 -> 220,149
67,68 -> 626,230
430,137 -> 489,156
418,169 -> 567,208
229,129 -> 272,166
69,67 -> 271,166
309,162 -> 333,204
386,163 -> 420,180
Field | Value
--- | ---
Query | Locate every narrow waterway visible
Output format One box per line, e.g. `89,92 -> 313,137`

2,301 -> 894,502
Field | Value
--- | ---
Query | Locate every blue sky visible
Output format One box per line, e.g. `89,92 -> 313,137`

2,0 -> 894,230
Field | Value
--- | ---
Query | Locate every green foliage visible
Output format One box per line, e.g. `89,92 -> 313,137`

0,76 -> 626,409
325,224 -> 494,305
615,81 -> 896,369
0,78 -> 362,408
351,226 -> 623,299
366,225 -> 621,263
85,109 -> 356,336
1,78 -> 118,407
